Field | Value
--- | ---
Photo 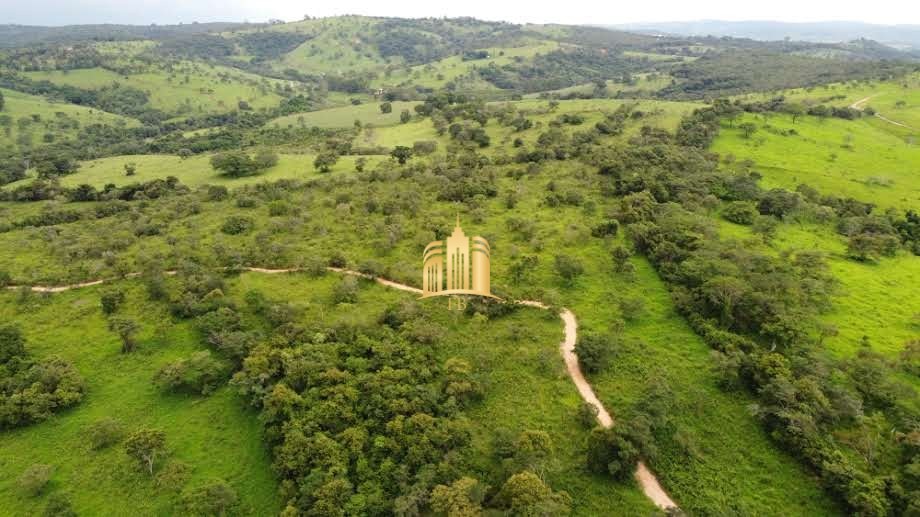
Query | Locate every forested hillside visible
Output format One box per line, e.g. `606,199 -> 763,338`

1,15 -> 919,517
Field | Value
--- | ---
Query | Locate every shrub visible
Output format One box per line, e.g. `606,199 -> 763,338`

313,152 -> 338,172
156,461 -> 192,492
0,270 -> 11,287
180,479 -> 240,517
17,464 -> 53,496
554,254 -> 584,286
619,297 -> 645,321
0,356 -> 86,429
575,333 -> 616,373
125,428 -> 167,475
496,471 -> 571,515
328,252 -> 347,268
586,426 -> 639,480
86,417 -> 126,450
722,201 -> 758,225
847,233 -> 900,262
302,256 -> 327,277
0,324 -> 26,364
220,216 -> 254,235
267,201 -> 290,217
412,140 -> 438,155
591,220 -> 619,238
577,402 -> 599,428
100,289 -> 125,315
43,493 -> 76,517
332,276 -> 359,304
205,185 -> 229,201
430,477 -> 484,516
235,196 -> 257,208
154,351 -> 227,395
610,245 -> 632,273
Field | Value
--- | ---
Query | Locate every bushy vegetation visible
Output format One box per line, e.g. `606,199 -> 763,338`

0,325 -> 85,429
2,14 -> 920,517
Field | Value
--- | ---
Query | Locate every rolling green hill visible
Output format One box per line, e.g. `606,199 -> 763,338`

24,62 -> 294,118
0,87 -> 138,149
2,14 -> 920,517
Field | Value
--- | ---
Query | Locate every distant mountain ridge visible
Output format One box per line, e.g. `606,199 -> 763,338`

612,20 -> 920,51
0,22 -> 261,48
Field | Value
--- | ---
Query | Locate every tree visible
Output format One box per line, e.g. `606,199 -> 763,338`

847,233 -> 899,262
610,245 -> 632,273
722,201 -> 758,225
575,333 -> 616,373
513,430 -> 553,472
314,152 -> 338,173
180,479 -> 240,516
125,428 -> 167,475
0,90 -> 4,111
355,157 -> 367,172
496,471 -> 571,515
390,146 -> 413,165
220,216 -> 254,235
100,289 -> 125,315
430,477 -> 484,517
154,351 -> 227,395
379,102 -> 392,114
253,149 -> 279,170
210,151 -> 256,177
332,276 -> 359,304
400,109 -> 411,124
782,102 -> 805,124
123,162 -> 137,176
554,254 -> 584,286
739,122 -> 758,139
0,324 -> 26,364
586,426 -> 639,480
108,317 -> 139,353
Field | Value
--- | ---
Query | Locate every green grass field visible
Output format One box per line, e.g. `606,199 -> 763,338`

25,63 -> 292,117
523,73 -> 675,99
0,87 -> 138,149
0,279 -> 279,516
268,101 -> 420,129
6,152 -> 386,190
268,17 -> 390,75
711,112 -> 920,210
734,72 -> 920,133
717,218 -> 920,359
370,41 -> 559,90
360,99 -> 703,151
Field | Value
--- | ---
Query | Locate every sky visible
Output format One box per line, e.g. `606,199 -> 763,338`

2,0 -> 920,26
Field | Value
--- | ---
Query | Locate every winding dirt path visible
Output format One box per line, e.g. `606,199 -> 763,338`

850,94 -> 915,130
5,267 -> 678,511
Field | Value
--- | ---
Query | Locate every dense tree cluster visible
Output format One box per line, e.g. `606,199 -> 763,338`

608,105 -> 920,515
659,51 -> 914,99
0,325 -> 85,429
